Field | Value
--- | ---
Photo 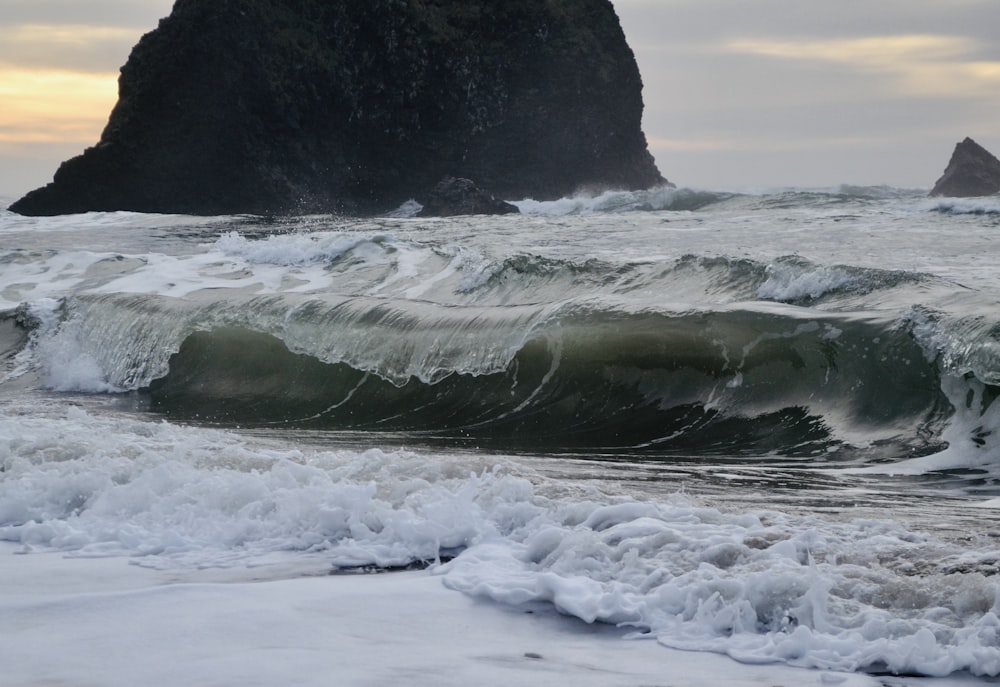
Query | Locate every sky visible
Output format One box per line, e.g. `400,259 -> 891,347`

2,0 -> 1000,197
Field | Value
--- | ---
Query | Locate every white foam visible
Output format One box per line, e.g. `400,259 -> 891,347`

0,544 -> 891,687
0,410 -> 495,566
441,503 -> 1000,677
3,406 -> 1000,677
0,250 -> 122,310
7,232 -> 416,302
514,186 -> 691,216
757,261 -> 856,302
215,230 -> 390,267
924,197 -> 1000,216
2,298 -> 122,392
385,198 -> 423,217
855,374 -> 1000,477
85,248 -> 332,297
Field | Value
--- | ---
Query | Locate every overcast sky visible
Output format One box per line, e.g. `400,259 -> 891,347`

2,0 -> 1000,197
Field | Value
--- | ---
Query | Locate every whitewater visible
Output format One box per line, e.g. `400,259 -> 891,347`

3,186 -> 1000,686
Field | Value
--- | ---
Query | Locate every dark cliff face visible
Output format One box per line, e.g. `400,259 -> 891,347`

929,137 -> 1000,198
10,0 -> 666,216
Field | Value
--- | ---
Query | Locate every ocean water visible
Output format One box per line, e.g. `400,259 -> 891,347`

3,185 -> 1000,680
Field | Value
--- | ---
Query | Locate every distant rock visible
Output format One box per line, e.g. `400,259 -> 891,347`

929,137 -> 1000,197
418,177 -> 519,217
9,0 -> 666,217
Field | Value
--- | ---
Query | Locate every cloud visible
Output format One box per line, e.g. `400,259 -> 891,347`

4,23 -> 139,46
724,34 -> 1000,97
2,0 -> 171,29
0,0 -> 172,71
647,137 -> 734,153
726,34 -> 968,64
0,24 -> 141,72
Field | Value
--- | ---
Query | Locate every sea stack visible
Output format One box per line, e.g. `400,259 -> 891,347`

929,137 -> 1000,197
9,0 -> 666,217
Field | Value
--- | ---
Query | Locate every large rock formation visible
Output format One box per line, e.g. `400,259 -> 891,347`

10,0 -> 666,217
930,137 -> 1000,197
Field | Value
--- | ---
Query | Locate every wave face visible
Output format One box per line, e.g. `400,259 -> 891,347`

143,301 -> 950,458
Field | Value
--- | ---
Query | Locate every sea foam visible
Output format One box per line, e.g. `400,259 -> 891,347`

3,406 -> 1000,676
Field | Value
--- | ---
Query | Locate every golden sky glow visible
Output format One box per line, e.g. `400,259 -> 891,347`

0,22 -> 140,151
0,66 -> 118,145
726,34 -> 970,64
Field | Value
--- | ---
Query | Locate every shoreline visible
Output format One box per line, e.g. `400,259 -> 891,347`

0,543 -> 894,687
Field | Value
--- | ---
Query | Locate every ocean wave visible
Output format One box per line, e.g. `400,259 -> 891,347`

9,274 -> 995,459
927,197 -> 1000,216
833,184 -> 928,200
509,185 -> 927,217
4,240 -> 995,462
7,192 -> 1000,680
128,300 -> 950,459
755,256 -> 927,304
441,251 -> 932,309
513,186 -> 734,215
214,229 -> 400,266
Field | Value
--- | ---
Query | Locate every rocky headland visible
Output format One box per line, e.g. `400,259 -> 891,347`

10,0 -> 666,217
929,137 -> 1000,197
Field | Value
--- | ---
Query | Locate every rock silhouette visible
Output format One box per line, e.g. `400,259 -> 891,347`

10,0 -> 666,216
930,137 -> 1000,197
417,177 -> 519,217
